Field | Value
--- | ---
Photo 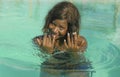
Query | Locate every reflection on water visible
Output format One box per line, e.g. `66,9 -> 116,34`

0,36 -> 119,77
38,50 -> 94,77
83,32 -> 120,77
0,57 -> 40,77
0,0 -> 120,77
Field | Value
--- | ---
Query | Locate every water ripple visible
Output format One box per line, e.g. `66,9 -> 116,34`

86,37 -> 120,71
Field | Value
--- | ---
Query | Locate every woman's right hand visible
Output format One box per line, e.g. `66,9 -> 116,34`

36,34 -> 55,54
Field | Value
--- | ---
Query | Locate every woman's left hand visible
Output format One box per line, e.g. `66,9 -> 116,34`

64,32 -> 86,52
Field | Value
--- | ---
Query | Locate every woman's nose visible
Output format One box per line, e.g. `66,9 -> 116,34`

53,27 -> 59,33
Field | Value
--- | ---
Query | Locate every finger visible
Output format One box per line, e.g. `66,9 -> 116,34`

79,40 -> 83,47
46,36 -> 49,46
81,39 -> 85,47
73,32 -> 77,47
71,34 -> 74,48
77,40 -> 83,50
43,34 -> 47,46
64,39 -> 68,48
52,35 -> 55,45
36,38 -> 42,46
48,35 -> 52,45
67,33 -> 71,47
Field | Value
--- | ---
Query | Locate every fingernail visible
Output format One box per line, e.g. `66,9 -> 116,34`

68,33 -> 69,36
74,32 -> 77,35
73,32 -> 75,35
53,35 -> 55,38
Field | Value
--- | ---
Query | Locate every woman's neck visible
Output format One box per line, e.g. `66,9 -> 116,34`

55,38 -> 65,51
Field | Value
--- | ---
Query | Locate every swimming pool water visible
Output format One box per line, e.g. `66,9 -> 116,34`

0,0 -> 120,77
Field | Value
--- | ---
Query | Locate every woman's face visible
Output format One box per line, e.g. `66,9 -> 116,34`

48,19 -> 68,40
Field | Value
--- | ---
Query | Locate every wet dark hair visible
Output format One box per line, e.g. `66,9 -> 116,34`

42,1 -> 80,34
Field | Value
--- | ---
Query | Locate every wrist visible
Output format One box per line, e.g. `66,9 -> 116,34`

41,48 -> 54,54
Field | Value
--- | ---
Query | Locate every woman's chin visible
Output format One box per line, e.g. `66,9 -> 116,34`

56,36 -> 65,40
54,36 -> 59,40
51,34 -> 64,40
51,34 -> 58,40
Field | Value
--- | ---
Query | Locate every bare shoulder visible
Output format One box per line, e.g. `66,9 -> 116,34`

77,35 -> 87,51
77,35 -> 87,42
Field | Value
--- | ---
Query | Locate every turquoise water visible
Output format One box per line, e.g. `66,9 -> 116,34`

0,0 -> 120,77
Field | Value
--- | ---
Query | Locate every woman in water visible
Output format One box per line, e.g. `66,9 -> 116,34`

33,1 -> 91,77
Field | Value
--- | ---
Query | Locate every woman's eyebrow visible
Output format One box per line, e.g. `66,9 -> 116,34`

52,21 -> 56,24
52,21 -> 66,27
59,24 -> 65,28
52,21 -> 57,26
59,23 -> 67,27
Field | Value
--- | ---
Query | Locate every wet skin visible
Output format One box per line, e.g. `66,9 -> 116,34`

36,19 -> 87,54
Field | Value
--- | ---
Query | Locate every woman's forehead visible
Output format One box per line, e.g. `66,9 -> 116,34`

53,19 -> 67,25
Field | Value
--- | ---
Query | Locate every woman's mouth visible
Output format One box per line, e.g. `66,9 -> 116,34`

51,34 -> 58,39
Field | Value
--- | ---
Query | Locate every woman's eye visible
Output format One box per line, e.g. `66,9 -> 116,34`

49,23 -> 55,29
59,27 -> 64,30
52,22 -> 56,26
